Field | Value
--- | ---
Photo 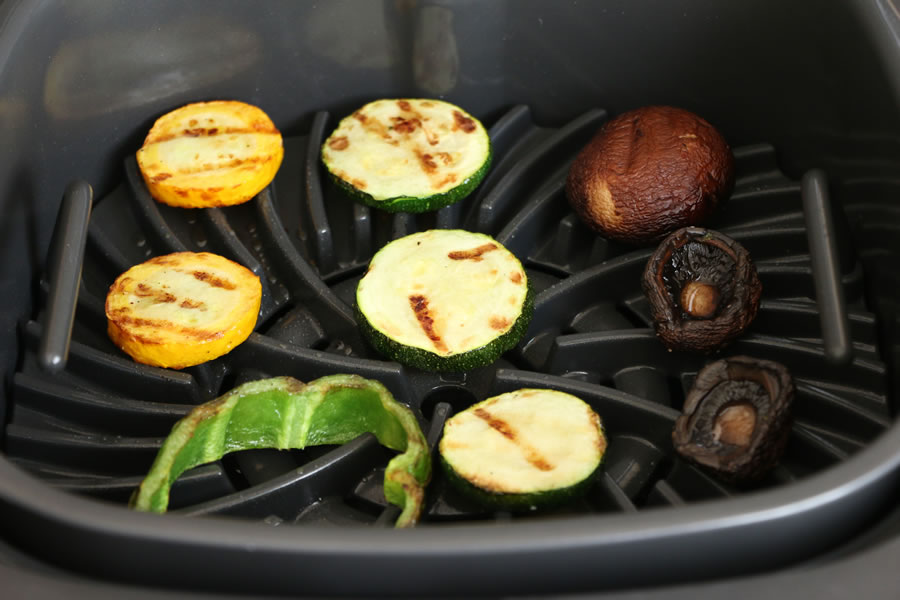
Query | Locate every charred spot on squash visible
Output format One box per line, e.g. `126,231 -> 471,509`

191,270 -> 237,290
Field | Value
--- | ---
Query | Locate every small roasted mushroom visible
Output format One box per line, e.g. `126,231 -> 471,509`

566,105 -> 734,245
642,227 -> 761,352
673,356 -> 794,483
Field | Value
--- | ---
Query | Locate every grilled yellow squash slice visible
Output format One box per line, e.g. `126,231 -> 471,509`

136,100 -> 283,208
105,252 -> 261,369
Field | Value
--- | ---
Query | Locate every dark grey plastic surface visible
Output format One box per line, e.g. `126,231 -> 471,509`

1,0 -> 900,597
38,180 -> 92,373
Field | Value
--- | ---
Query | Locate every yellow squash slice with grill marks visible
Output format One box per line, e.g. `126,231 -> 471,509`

136,100 -> 284,208
105,252 -> 262,369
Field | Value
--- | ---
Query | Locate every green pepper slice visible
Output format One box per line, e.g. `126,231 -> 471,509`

131,374 -> 431,528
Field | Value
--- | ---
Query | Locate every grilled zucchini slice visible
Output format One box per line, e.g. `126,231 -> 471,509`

321,98 -> 491,213
356,229 -> 532,372
440,389 -> 607,511
105,252 -> 261,369
136,100 -> 283,208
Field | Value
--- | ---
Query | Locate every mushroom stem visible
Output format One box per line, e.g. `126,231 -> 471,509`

713,404 -> 757,446
680,281 -> 720,319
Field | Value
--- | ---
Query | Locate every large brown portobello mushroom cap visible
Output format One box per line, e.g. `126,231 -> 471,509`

566,105 -> 734,245
673,356 -> 794,483
642,227 -> 761,353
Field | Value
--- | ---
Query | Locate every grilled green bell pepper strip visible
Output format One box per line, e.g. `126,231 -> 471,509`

131,374 -> 431,527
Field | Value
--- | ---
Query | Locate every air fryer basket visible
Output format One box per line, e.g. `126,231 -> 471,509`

2,1 -> 900,597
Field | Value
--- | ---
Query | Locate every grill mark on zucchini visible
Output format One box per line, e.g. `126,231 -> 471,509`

453,110 -> 477,133
416,150 -> 439,173
408,294 -> 447,352
392,116 -> 421,135
448,243 -> 498,261
472,407 -> 554,472
489,316 -> 511,330
359,114 -> 391,139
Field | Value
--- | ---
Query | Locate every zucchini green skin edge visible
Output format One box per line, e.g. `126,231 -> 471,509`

355,281 -> 534,373
440,454 -> 605,512
130,374 -> 431,528
325,145 -> 492,214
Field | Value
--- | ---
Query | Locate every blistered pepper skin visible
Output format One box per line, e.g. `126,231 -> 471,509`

131,374 -> 431,528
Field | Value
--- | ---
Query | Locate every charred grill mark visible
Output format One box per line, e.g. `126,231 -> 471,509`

111,314 -> 221,341
489,315 -> 511,330
134,283 -> 176,303
435,173 -> 457,189
416,150 -> 438,173
179,298 -> 206,309
364,118 -> 392,140
453,110 -> 477,133
435,151 -> 453,164
409,294 -> 447,352
472,408 -> 553,471
147,126 -> 279,145
351,178 -> 368,190
397,100 -> 412,111
392,116 -> 421,134
328,136 -> 349,150
510,271 -> 523,284
353,111 -> 367,123
448,243 -> 498,261
150,173 -> 172,183
164,154 -> 273,176
183,127 -> 219,136
192,271 -> 237,290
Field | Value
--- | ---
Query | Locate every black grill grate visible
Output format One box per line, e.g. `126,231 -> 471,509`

6,104 -> 889,526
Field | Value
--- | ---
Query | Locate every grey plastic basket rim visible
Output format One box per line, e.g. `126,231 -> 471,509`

1,409 -> 898,554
